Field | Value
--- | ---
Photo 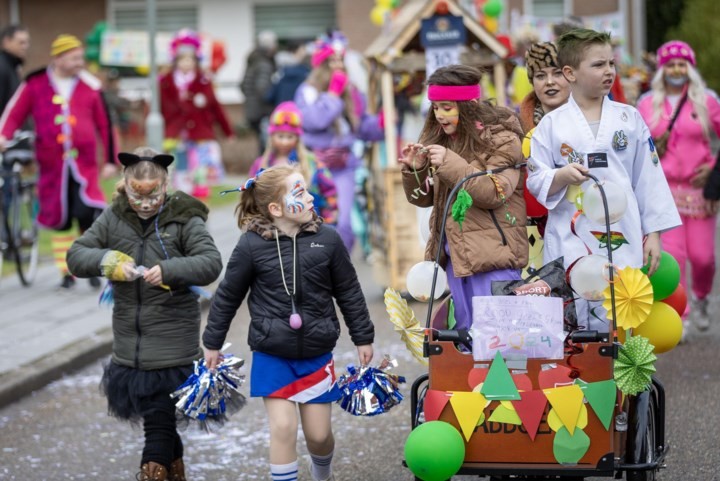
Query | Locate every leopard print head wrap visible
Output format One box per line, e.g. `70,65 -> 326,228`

525,42 -> 559,80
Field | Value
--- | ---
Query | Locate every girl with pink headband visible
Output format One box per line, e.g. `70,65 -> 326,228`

637,40 -> 720,336
398,64 -> 528,331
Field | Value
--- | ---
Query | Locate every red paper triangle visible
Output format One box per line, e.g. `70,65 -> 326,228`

467,367 -> 488,390
424,389 -> 450,422
512,391 -> 548,441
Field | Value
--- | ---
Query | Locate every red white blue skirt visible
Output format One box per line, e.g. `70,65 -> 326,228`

250,351 -> 341,404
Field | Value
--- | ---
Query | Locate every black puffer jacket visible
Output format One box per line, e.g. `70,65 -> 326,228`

203,217 -> 374,359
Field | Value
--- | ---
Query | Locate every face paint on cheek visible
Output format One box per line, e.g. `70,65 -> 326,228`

284,180 -> 307,214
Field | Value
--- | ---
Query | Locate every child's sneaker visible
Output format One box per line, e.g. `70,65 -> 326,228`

690,297 -> 710,331
58,274 -> 76,289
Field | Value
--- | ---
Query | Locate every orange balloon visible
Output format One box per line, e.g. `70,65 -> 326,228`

662,283 -> 687,317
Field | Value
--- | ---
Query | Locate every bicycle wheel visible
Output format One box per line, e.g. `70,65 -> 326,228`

8,178 -> 39,286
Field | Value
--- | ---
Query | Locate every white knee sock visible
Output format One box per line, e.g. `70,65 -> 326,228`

309,450 -> 333,481
270,460 -> 298,481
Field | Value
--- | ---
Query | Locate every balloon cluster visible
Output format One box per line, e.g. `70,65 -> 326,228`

335,357 -> 406,416
405,421 -> 465,481
569,250 -> 684,354
171,355 -> 246,431
475,0 -> 503,33
370,0 -> 401,26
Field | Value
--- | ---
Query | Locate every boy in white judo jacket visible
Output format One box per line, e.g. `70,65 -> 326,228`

527,29 -> 681,331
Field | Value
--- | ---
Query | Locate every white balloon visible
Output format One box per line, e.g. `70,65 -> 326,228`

569,254 -> 614,301
582,180 -> 628,225
419,207 -> 433,245
406,261 -> 447,302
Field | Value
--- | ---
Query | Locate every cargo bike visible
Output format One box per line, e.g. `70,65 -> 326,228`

404,167 -> 668,480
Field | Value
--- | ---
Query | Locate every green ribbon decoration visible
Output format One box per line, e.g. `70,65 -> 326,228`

614,335 -> 657,396
451,188 -> 473,230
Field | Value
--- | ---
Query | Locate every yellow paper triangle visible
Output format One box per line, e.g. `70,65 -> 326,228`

449,391 -> 487,441
488,404 -> 522,425
543,385 -> 584,434
547,404 -> 588,432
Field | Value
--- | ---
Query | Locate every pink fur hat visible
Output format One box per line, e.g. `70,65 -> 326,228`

311,31 -> 348,67
268,102 -> 303,136
657,40 -> 696,68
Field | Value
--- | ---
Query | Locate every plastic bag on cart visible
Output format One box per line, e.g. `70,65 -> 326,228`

491,257 -> 578,331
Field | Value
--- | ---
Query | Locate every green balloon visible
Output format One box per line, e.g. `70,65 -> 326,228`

640,251 -> 680,301
483,0 -> 503,18
404,421 -> 465,481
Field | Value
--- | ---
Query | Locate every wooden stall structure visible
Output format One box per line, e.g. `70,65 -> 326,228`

364,0 -> 509,291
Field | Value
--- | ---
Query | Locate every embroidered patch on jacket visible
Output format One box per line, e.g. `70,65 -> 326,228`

560,143 -> 585,165
612,130 -> 628,151
591,230 -> 629,251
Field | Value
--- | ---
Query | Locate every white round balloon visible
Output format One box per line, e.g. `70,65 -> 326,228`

406,261 -> 447,302
419,207 -> 433,245
582,180 -> 628,224
569,254 -> 614,301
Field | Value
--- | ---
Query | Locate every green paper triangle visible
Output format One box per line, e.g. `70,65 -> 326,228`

480,352 -> 521,400
447,299 -> 457,330
580,380 -> 617,430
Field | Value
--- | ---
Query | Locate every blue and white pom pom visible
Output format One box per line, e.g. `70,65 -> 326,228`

335,356 -> 406,416
171,349 -> 246,431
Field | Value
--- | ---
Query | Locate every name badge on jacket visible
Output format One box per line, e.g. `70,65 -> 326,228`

588,152 -> 608,169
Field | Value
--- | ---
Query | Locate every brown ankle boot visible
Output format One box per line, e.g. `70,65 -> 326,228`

136,462 -> 168,481
168,458 -> 186,481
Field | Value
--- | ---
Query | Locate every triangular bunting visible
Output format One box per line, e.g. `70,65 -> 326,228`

543,384 -> 584,434
580,379 -> 617,430
488,403 -> 522,425
547,405 -> 588,432
424,389 -> 450,422
481,352 -> 520,400
512,390 -> 548,441
449,391 -> 488,441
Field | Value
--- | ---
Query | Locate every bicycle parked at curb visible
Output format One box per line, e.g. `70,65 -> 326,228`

0,131 -> 39,286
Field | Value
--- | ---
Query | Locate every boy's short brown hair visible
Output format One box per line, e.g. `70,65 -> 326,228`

557,28 -> 612,69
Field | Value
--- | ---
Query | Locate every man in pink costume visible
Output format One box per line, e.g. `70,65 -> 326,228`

0,34 -> 117,288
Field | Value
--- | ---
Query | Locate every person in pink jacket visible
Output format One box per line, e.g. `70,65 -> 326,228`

637,40 -> 720,334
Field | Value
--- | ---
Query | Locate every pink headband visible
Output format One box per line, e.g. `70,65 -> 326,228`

427,84 -> 481,102
657,40 -> 696,68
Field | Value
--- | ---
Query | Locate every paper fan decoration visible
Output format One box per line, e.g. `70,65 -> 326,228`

603,266 -> 654,329
384,288 -> 428,365
614,335 -> 656,396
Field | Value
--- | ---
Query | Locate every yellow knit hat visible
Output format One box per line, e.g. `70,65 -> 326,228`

50,34 -> 83,57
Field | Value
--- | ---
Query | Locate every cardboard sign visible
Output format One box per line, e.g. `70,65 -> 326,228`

471,296 -> 564,361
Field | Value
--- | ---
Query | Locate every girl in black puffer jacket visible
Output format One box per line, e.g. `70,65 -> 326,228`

203,165 -> 374,481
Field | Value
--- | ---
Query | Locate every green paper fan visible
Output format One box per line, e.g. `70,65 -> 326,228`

614,335 -> 657,396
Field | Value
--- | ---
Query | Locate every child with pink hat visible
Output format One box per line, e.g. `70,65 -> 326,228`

248,101 -> 338,224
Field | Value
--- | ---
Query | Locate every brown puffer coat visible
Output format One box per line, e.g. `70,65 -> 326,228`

402,118 -> 528,277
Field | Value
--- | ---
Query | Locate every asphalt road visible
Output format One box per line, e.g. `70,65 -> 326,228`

0,257 -> 718,481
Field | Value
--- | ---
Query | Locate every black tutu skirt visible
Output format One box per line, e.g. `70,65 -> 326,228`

100,361 -> 193,424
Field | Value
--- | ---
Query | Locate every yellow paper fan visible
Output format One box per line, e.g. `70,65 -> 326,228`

384,288 -> 428,365
603,266 -> 654,329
